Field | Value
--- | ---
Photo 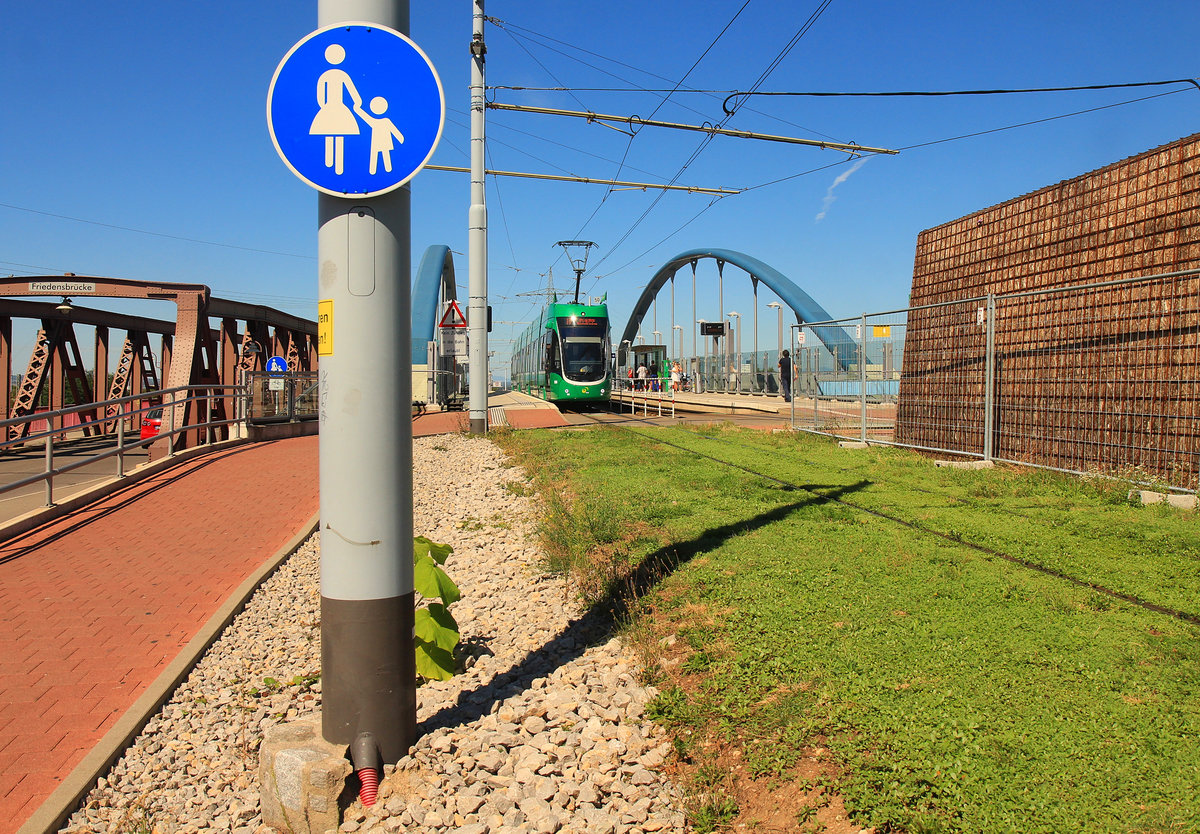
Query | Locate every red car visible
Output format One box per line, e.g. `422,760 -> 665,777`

140,408 -> 163,440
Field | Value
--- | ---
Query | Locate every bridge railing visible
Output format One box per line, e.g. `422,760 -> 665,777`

0,385 -> 243,509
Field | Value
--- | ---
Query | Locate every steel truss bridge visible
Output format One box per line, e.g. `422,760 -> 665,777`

0,276 -> 317,450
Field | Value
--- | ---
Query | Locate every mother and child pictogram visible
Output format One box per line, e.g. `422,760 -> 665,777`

310,43 -> 406,176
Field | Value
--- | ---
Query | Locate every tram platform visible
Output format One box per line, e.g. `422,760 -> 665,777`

613,386 -> 794,416
412,389 -> 569,436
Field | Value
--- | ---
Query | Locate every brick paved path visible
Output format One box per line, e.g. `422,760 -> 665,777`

0,436 -> 318,834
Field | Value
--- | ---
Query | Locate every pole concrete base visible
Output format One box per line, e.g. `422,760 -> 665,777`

259,717 -> 354,834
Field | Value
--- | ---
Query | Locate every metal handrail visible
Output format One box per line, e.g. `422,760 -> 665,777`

0,385 -> 244,508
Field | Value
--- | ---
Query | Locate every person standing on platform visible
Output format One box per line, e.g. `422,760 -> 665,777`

778,349 -> 793,402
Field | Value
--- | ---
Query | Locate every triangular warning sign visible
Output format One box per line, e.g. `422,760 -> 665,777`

439,299 -> 468,328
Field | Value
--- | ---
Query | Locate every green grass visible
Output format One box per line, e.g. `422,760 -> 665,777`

497,424 -> 1200,833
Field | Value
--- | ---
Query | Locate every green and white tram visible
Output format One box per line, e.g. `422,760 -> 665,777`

511,300 -> 612,403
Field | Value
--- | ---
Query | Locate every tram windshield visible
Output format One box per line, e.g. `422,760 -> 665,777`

557,317 -> 609,382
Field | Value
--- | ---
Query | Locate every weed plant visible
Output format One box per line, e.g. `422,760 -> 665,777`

496,425 -> 1200,833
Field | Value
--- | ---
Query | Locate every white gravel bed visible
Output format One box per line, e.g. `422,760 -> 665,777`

60,434 -> 685,834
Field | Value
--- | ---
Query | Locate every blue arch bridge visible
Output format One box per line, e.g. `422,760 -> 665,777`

410,245 -> 895,402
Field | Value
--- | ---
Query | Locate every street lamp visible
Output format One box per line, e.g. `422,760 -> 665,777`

768,303 -> 787,398
767,302 -> 783,358
728,311 -> 741,392
652,330 -> 662,346
672,324 -> 682,359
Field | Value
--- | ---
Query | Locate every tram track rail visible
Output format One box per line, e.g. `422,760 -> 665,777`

566,408 -> 1200,627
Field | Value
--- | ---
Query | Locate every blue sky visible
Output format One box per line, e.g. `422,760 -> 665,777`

2,1 -> 1198,368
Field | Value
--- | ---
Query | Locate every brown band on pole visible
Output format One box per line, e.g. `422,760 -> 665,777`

320,593 -> 416,763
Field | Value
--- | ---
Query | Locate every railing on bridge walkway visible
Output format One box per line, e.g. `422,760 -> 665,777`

0,378 -> 314,510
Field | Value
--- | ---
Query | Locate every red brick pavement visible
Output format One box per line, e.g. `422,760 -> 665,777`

0,436 -> 319,834
411,407 -> 568,436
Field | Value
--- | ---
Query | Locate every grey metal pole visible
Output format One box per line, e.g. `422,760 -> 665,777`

317,0 -> 416,764
691,264 -> 697,363
670,275 -> 675,358
468,0 -> 488,434
860,313 -> 868,443
717,261 -> 724,391
776,305 -> 782,356
752,282 -> 758,390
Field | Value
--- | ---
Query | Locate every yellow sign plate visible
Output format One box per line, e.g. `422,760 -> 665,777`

318,299 -> 333,356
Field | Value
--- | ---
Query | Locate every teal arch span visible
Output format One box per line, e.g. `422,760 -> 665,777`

411,245 -> 457,355
618,248 -> 855,369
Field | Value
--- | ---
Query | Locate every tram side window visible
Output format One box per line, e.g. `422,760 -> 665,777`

543,331 -> 561,374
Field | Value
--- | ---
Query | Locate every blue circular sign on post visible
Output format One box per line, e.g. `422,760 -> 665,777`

266,356 -> 288,375
267,23 -> 445,198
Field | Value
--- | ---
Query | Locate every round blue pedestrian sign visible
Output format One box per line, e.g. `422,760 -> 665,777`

267,22 -> 445,198
266,356 -> 288,375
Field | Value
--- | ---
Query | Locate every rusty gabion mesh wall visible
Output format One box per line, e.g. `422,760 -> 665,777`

897,133 -> 1200,486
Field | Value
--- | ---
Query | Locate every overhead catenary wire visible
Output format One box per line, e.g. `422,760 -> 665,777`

587,0 -> 836,275
484,19 -> 841,142
485,103 -> 897,155
720,78 -> 1200,114
424,164 -> 740,195
561,1 -> 759,269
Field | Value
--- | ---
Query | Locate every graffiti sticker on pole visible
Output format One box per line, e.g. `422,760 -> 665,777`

267,23 -> 445,197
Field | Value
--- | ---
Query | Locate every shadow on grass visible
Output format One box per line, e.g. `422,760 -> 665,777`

418,479 -> 869,736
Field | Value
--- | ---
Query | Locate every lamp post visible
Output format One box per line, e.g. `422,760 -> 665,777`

767,302 -> 783,355
672,324 -> 682,359
670,274 -> 675,356
691,265 -> 697,361
752,282 -> 759,389
767,302 -> 782,395
652,329 -> 662,345
728,311 -> 741,392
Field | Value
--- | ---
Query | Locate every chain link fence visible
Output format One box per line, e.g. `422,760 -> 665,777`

791,267 -> 1200,492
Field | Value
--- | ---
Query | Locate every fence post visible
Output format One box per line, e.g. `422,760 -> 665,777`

983,293 -> 996,461
117,411 -> 126,478
860,313 -> 868,443
44,432 -> 54,507
167,389 -> 176,457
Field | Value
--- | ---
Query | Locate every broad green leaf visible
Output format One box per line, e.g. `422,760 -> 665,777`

414,536 -> 453,565
414,603 -> 459,652
414,554 -> 461,605
415,636 -> 455,681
